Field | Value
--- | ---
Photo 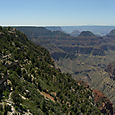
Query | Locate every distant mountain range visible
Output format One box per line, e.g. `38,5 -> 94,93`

46,26 -> 63,32
70,30 -> 80,37
45,26 -> 115,36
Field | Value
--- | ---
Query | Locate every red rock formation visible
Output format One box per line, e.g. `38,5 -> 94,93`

93,89 -> 114,115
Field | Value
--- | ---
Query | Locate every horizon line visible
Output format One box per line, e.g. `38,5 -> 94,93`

1,25 -> 115,27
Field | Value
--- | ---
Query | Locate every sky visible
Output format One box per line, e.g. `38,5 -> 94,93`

0,0 -> 115,26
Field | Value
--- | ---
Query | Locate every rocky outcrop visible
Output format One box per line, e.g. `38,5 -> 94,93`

93,89 -> 114,115
105,62 -> 115,80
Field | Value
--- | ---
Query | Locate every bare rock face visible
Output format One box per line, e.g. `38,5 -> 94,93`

93,89 -> 114,115
105,62 -> 115,80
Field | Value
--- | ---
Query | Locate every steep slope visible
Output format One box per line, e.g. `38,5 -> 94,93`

0,27 -> 106,114
13,27 -> 115,113
105,62 -> 115,80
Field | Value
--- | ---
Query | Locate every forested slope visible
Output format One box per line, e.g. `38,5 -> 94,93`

0,27 -> 108,114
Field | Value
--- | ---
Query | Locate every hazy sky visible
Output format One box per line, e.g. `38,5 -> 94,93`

1,0 -> 115,26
